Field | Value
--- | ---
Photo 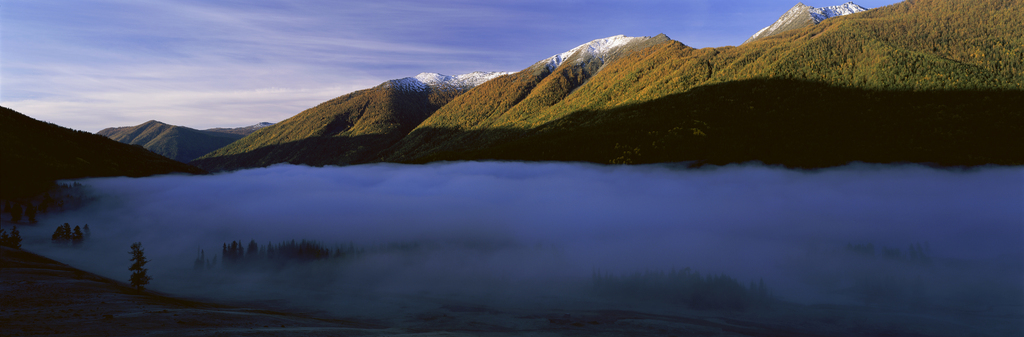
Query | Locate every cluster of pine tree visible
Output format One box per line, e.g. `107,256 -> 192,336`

0,226 -> 22,248
194,239 -> 367,271
591,267 -> 774,311
194,239 -> 430,271
3,200 -> 35,223
51,223 -> 90,245
2,187 -> 75,224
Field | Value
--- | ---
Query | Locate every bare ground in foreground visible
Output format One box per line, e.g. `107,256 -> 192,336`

2,246 -> 1020,336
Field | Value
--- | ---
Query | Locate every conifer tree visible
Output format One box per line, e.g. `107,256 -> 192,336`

25,203 -> 36,223
39,194 -> 53,213
247,239 -> 259,259
62,223 -> 72,240
194,249 -> 205,270
129,242 -> 152,292
52,226 -> 63,243
7,226 -> 22,249
83,224 -> 91,239
10,204 -> 22,223
72,226 -> 84,245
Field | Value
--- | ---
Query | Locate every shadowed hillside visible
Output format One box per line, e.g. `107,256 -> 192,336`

407,79 -> 1023,167
0,106 -> 204,198
98,121 -> 246,163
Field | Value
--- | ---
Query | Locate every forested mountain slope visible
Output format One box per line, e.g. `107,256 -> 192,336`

190,72 -> 508,171
0,107 -> 205,198
98,121 -> 247,163
190,34 -> 666,171
383,0 -> 1024,167
380,34 -> 670,162
195,0 -> 1022,171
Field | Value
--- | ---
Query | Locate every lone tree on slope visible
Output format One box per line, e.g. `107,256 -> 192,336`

129,242 -> 152,292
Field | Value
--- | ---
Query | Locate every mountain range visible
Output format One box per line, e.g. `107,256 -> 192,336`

187,0 -> 1022,171
189,34 -> 670,171
0,107 -> 204,198
97,121 -> 273,163
7,0 -> 1021,190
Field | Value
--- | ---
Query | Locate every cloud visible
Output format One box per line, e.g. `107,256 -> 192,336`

3,84 -> 373,131
16,162 -> 1022,313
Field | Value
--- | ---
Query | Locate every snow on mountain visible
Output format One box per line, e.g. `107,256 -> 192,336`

204,121 -> 276,136
388,71 -> 512,92
809,2 -> 869,23
544,35 -> 648,70
745,2 -> 869,44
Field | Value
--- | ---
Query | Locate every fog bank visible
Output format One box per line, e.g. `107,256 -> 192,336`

18,162 -> 1023,310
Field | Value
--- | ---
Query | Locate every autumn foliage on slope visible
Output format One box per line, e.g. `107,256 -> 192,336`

388,0 -> 1024,166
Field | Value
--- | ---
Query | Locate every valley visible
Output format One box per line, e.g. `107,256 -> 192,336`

1,1 -> 1022,335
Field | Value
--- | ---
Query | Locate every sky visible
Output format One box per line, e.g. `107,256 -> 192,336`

1,0 -> 900,133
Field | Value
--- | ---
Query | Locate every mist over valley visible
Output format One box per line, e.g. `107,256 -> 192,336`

3,0 -> 1023,335
12,162 -> 1021,335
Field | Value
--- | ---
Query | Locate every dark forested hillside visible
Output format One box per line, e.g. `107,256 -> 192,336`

0,107 -> 205,198
98,121 -> 246,163
413,79 -> 1023,167
195,0 -> 1023,171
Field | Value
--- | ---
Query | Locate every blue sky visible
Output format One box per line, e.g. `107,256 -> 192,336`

1,0 -> 899,132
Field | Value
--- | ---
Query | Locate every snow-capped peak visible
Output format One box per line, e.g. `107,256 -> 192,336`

388,71 -> 511,92
544,35 -> 648,71
744,2 -> 870,44
808,2 -> 869,23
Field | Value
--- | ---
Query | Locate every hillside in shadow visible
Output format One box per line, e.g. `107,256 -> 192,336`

0,106 -> 205,198
98,120 -> 246,163
402,79 -> 1023,168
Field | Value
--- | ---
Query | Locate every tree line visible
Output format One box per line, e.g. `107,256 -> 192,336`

51,223 -> 91,245
194,239 -> 382,271
2,182 -> 83,223
0,226 -> 22,249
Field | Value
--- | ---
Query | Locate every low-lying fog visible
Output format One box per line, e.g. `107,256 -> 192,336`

17,162 -> 1024,315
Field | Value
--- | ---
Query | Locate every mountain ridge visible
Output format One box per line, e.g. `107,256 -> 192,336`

744,2 -> 869,44
97,121 -> 260,163
204,122 -> 275,136
191,33 -> 671,170
1,107 -> 205,197
192,0 -> 1023,171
